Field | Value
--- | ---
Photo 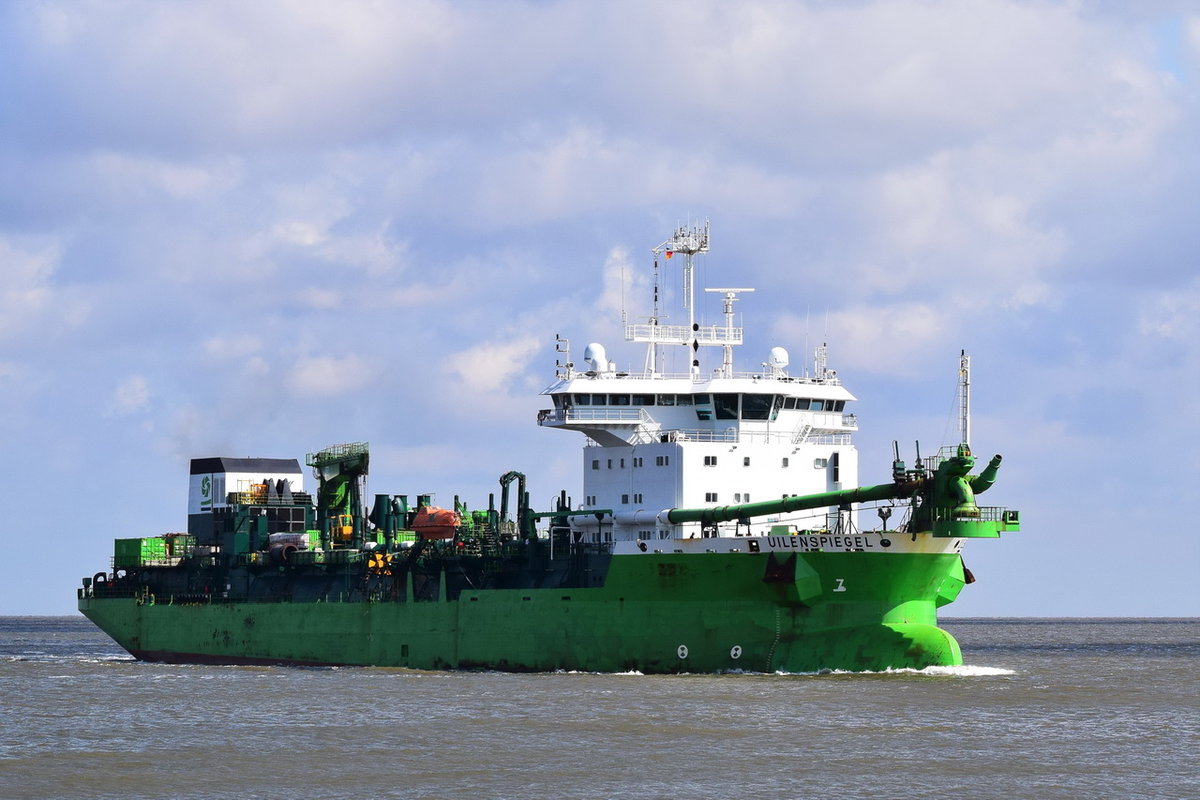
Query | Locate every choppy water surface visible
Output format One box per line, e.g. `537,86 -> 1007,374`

2,617 -> 1197,800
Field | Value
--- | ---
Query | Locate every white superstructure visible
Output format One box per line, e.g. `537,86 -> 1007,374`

538,222 -> 860,542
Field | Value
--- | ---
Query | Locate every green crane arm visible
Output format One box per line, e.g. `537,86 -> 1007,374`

665,479 -> 923,525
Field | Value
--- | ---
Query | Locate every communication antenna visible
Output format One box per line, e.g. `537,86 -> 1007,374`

959,350 -> 971,447
651,220 -> 711,377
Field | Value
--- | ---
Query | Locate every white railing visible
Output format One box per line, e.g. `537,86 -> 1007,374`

624,322 -> 742,346
538,407 -> 648,425
560,367 -> 841,385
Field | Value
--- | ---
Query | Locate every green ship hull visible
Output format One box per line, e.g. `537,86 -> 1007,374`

79,549 -> 966,673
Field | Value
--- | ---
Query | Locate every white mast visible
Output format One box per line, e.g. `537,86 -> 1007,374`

629,220 -> 735,379
705,287 -> 754,378
959,350 -> 971,447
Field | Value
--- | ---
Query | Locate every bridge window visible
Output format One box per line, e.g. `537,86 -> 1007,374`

694,394 -> 712,420
714,393 -> 738,420
632,394 -> 655,406
784,397 -> 798,409
742,394 -> 772,420
609,394 -> 630,406
656,394 -> 676,406
574,394 -> 591,405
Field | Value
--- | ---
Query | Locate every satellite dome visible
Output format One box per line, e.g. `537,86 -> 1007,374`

584,343 -> 608,372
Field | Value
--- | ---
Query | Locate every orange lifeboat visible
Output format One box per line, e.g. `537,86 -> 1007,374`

411,506 -> 461,540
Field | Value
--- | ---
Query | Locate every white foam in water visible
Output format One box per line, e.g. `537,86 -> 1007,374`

776,664 -> 1016,677
920,664 -> 1015,677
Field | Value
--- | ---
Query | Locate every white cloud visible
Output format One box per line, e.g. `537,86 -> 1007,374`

446,336 -> 541,394
1140,278 -> 1200,340
5,0 -> 1200,619
860,150 -> 1065,306
777,303 -> 950,377
0,235 -> 81,341
202,335 -> 263,359
597,247 -> 641,321
90,152 -> 240,200
110,375 -> 151,416
289,355 -> 371,395
1189,17 -> 1200,49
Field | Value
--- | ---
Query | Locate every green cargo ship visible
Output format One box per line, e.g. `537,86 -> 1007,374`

79,222 -> 1019,672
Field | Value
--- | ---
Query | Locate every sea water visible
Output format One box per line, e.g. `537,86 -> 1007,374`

1,617 -> 1196,800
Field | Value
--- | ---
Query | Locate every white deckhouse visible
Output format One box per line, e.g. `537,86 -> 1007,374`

538,222 -> 861,543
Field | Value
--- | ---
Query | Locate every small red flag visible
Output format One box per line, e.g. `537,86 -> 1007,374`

665,251 -> 673,259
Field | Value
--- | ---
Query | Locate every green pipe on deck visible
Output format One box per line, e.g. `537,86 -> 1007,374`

666,480 -> 921,525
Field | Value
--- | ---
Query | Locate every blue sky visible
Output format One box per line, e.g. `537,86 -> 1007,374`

2,0 -> 1197,616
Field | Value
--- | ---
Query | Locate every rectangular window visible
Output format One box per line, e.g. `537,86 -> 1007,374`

656,455 -> 669,466
714,393 -> 739,420
631,394 -> 655,406
592,460 -> 600,470
620,458 -> 626,468
734,493 -> 742,503
784,397 -> 798,409
743,457 -> 750,467
741,394 -> 772,420
575,393 -> 592,405
592,394 -> 607,406
607,459 -> 613,469
656,394 -> 676,406
704,455 -> 718,466
782,457 -> 789,468
609,394 -> 630,406
814,458 -> 828,468
621,494 -> 629,504
705,492 -> 718,502
634,493 -> 643,503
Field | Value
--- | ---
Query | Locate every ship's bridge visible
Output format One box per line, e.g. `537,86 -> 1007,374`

538,374 -> 857,448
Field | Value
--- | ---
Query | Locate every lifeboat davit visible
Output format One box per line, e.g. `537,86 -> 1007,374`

411,506 -> 461,540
